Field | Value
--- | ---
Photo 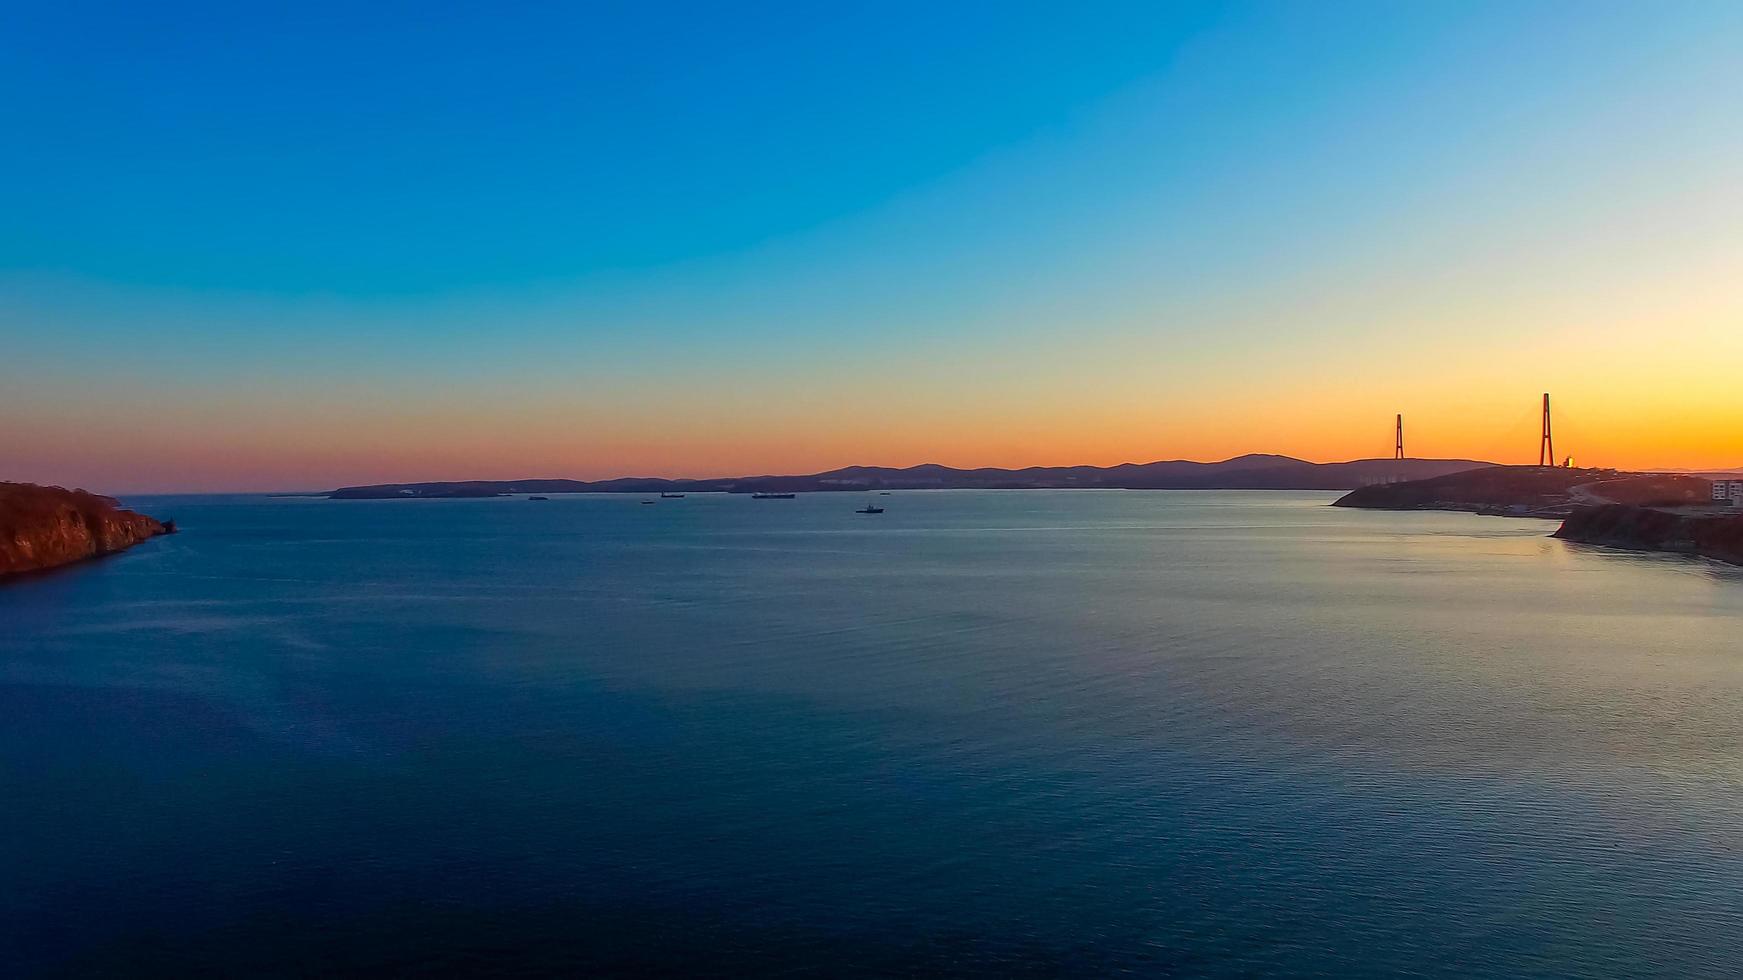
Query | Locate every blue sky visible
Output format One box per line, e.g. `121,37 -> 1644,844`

4,1 -> 1740,490
6,1 -> 1234,292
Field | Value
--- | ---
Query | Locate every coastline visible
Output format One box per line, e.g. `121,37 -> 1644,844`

1333,465 -> 1741,566
0,483 -> 173,581
319,456 -> 1496,499
1552,504 -> 1743,567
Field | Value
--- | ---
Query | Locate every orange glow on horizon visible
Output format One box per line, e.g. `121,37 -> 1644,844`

9,382 -> 1741,494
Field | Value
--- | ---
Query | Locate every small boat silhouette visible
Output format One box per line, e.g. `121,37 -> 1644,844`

857,504 -> 884,514
660,492 -> 685,498
528,496 -> 550,501
751,492 -> 796,499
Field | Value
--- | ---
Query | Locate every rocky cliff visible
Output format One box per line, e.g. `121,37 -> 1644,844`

1553,505 -> 1743,566
0,483 -> 170,579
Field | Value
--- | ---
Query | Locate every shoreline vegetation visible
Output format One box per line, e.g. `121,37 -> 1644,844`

0,483 -> 173,580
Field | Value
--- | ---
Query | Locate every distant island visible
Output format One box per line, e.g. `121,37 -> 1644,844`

1334,465 -> 1743,566
0,483 -> 172,580
324,454 -> 1495,499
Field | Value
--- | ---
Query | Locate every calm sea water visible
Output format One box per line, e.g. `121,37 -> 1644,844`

5,491 -> 1743,977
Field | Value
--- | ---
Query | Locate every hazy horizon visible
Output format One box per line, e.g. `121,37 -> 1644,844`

35,450 -> 1743,498
6,1 -> 1741,492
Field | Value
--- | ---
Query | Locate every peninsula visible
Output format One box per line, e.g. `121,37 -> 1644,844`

1334,465 -> 1743,566
1552,504 -> 1743,566
0,483 -> 172,580
1331,466 -> 1710,518
325,454 -> 1493,498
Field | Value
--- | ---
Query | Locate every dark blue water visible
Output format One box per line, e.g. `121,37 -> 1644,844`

5,491 -> 1743,976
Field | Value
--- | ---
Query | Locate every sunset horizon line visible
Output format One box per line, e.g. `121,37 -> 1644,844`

43,447 -> 1740,497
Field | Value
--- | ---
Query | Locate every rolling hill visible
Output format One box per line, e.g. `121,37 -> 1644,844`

326,455 -> 1495,498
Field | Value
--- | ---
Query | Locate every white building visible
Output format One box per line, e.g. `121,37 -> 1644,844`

1712,480 -> 1743,506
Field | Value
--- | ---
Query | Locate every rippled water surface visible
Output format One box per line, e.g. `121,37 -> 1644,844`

5,491 -> 1743,976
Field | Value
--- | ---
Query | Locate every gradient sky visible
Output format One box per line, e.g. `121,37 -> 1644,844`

4,1 -> 1740,492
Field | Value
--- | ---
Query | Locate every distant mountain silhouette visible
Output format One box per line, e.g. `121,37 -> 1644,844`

326,456 -> 1494,499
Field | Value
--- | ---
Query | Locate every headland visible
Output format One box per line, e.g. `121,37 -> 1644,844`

1334,465 -> 1743,566
1331,466 -> 1710,518
1,483 -> 173,580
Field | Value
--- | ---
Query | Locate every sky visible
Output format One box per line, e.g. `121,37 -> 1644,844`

3,1 -> 1740,492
